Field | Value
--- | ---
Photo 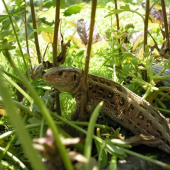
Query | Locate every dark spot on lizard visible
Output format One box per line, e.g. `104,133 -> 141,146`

89,84 -> 93,90
136,111 -> 145,120
134,125 -> 138,129
157,130 -> 163,137
106,81 -> 111,86
92,77 -> 97,81
128,119 -> 132,124
139,104 -> 146,110
166,129 -> 170,135
162,138 -> 166,142
137,123 -> 140,126
150,112 -> 156,117
92,90 -> 96,94
99,78 -> 105,83
122,109 -> 126,114
108,91 -> 114,98
146,120 -> 153,127
127,104 -> 134,113
166,140 -> 170,147
116,84 -> 123,92
110,101 -> 115,105
119,97 -> 125,106
98,87 -> 104,94
158,118 -> 165,125
146,130 -> 150,134
110,101 -> 115,107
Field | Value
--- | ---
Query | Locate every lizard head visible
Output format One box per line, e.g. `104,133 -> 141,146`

42,67 -> 81,92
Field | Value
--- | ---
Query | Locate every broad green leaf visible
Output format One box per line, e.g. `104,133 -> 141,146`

0,15 -> 8,23
64,20 -> 76,28
120,4 -> 130,10
36,24 -> 53,33
132,34 -> 144,51
109,139 -> 131,148
0,40 -> 15,50
69,35 -> 86,48
43,0 -> 65,8
18,23 -> 34,39
64,4 -> 85,16
105,4 -> 139,17
5,35 -> 16,42
92,40 -> 108,54
42,32 -> 54,43
106,143 -> 126,157
37,7 -> 55,23
148,23 -> 160,32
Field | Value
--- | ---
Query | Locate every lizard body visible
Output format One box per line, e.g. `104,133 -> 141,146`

43,67 -> 170,153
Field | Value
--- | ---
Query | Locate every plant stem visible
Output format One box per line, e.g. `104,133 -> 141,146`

52,0 -> 61,115
161,0 -> 170,51
24,0 -> 34,79
84,0 -> 97,77
79,0 -> 97,121
0,147 -> 28,170
53,0 -> 60,66
30,0 -> 42,63
143,0 -> 149,52
114,0 -> 121,55
121,148 -> 170,169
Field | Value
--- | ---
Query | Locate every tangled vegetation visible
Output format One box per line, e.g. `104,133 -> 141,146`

0,0 -> 170,169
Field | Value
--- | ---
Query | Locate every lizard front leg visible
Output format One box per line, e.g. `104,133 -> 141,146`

71,92 -> 92,120
71,70 -> 91,121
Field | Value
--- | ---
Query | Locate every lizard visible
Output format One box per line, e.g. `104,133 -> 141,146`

42,67 -> 170,154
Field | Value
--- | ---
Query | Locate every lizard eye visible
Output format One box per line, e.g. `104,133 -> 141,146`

58,71 -> 63,76
73,74 -> 76,81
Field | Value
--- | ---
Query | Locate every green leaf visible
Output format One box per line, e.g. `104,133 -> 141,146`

43,0 -> 65,8
109,139 -> 131,148
106,143 -> 126,157
64,4 -> 85,16
0,15 -> 8,23
5,35 -> 16,42
105,9 -> 123,17
84,102 -> 103,170
0,40 -> 15,51
109,155 -> 117,169
36,24 -> 53,33
37,7 -> 55,23
18,23 -> 34,39
120,4 -> 130,10
15,0 -> 25,8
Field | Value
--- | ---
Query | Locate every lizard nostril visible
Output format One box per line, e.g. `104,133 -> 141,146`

58,71 -> 63,76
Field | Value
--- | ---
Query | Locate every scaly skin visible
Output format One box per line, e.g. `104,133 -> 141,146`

43,67 -> 170,154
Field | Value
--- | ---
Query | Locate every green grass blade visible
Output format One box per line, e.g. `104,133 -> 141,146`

84,101 -> 103,170
0,69 -> 46,170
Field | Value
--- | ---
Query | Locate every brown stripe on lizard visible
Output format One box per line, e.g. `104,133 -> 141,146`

43,67 -> 170,154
